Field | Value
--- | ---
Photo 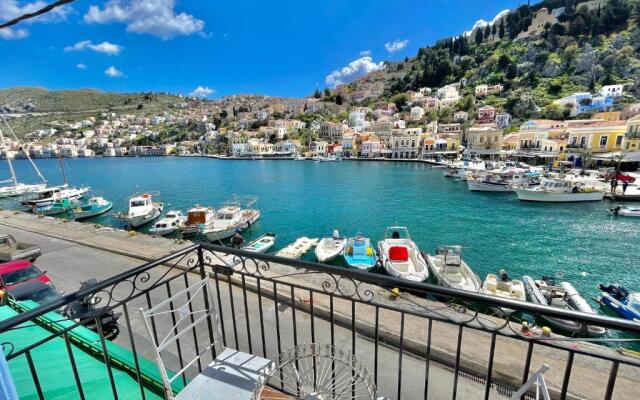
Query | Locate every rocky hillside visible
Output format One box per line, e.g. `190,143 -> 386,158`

338,0 -> 640,121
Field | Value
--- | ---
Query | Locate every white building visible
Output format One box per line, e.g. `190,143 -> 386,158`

599,85 -> 624,98
410,106 -> 425,121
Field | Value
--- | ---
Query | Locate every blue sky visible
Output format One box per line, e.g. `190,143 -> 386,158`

0,0 -> 524,98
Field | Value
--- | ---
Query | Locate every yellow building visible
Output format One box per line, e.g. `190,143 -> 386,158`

566,121 -> 627,153
625,114 -> 640,151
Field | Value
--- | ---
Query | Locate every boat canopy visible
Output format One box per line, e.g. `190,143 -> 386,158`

436,245 -> 462,266
384,226 -> 411,239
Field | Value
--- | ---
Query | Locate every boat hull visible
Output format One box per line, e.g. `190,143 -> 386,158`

467,180 -> 512,192
514,188 -> 605,202
0,183 -> 47,198
315,237 -> 347,263
73,203 -> 113,221
120,205 -> 163,228
203,210 -> 260,241
600,294 -> 640,322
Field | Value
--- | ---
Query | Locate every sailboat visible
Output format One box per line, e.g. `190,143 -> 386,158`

0,114 -> 48,197
21,157 -> 90,208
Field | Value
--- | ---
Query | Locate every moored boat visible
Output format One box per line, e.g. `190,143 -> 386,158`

378,227 -> 428,282
180,205 -> 215,236
481,270 -> 526,312
242,232 -> 277,253
276,237 -> 318,259
598,284 -> 640,322
149,210 -> 187,236
115,193 -> 163,228
514,178 -> 605,202
202,196 -> 260,241
21,185 -> 91,208
343,234 -> 377,270
426,245 -> 481,292
523,276 -> 606,336
33,198 -> 78,216
315,230 -> 347,263
609,205 -> 640,217
71,197 -> 113,220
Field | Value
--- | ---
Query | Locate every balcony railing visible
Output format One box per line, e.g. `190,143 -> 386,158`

1,243 -> 639,400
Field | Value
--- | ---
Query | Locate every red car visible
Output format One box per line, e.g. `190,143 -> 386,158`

0,260 -> 53,290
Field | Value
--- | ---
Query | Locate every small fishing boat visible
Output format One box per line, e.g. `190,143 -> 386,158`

523,276 -> 606,336
426,245 -> 481,292
598,284 -> 640,322
72,197 -> 113,221
149,210 -> 187,236
343,234 -> 377,270
202,196 -> 260,241
180,205 -> 215,236
609,205 -> 640,217
33,198 -> 77,216
514,178 -> 605,202
481,270 -> 526,312
378,227 -> 428,282
115,193 -> 163,228
315,230 -> 347,262
276,237 -> 318,259
242,233 -> 277,253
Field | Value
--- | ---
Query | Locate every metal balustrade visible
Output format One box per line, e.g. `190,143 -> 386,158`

0,243 -> 639,400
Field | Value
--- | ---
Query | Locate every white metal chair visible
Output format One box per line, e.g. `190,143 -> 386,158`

139,274 -> 274,400
510,364 -> 551,400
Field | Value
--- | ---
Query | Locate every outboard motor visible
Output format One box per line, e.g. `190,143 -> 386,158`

541,275 -> 555,286
598,284 -> 629,301
63,279 -> 121,340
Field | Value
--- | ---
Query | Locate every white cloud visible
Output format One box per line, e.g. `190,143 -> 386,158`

189,86 -> 215,98
105,66 -> 123,77
325,56 -> 385,88
64,40 -> 123,55
84,0 -> 204,40
384,39 -> 409,53
359,50 -> 371,57
0,0 -> 72,40
76,63 -> 87,70
466,9 -> 510,36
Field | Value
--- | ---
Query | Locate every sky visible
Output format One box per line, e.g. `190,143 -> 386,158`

0,0 -> 525,98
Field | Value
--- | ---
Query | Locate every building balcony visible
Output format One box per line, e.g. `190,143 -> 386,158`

0,244 -> 638,400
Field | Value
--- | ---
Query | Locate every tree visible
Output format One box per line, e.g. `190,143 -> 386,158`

505,63 -> 517,80
484,25 -> 491,40
313,89 -> 322,99
498,19 -> 505,39
498,54 -> 511,70
475,28 -> 484,45
335,94 -> 343,105
324,88 -> 331,97
491,24 -> 497,39
390,93 -> 409,109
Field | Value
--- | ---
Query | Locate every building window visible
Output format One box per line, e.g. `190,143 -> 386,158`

616,136 -> 623,146
600,136 -> 607,146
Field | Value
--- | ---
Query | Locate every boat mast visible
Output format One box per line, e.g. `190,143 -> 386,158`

0,128 -> 17,187
0,113 -> 47,184
59,156 -> 68,186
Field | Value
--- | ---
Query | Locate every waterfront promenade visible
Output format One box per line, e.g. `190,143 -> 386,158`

0,210 -> 638,399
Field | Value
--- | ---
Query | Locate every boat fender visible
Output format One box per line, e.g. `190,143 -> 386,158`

366,247 -> 373,256
346,246 -> 353,256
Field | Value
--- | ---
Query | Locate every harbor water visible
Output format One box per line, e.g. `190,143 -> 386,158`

2,157 -> 638,304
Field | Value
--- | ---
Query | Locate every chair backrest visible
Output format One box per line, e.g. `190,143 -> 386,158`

139,274 -> 224,399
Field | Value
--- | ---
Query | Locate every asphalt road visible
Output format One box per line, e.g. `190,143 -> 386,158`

3,226 -> 505,400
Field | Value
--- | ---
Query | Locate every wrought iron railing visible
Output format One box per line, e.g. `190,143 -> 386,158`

0,243 -> 639,400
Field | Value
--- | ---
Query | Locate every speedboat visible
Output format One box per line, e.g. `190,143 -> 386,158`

71,197 -> 113,220
115,193 -> 163,228
202,196 -> 260,241
243,233 -> 277,253
180,205 -> 215,236
426,245 -> 481,292
32,198 -> 77,216
523,276 -> 606,336
598,284 -> 640,322
378,227 -> 428,282
315,230 -> 347,262
149,210 -> 187,236
609,205 -> 640,217
343,234 -> 377,270
481,270 -> 526,312
514,178 -> 605,202
21,185 -> 91,208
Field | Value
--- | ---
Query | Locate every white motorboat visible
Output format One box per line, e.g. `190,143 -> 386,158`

481,270 -> 526,311
609,205 -> 640,217
378,226 -> 428,282
115,193 -> 163,228
467,170 -> 537,192
202,196 -> 260,241
514,178 -> 605,202
523,276 -> 606,337
457,160 -> 486,181
426,245 -> 481,292
0,115 -> 49,198
180,205 -> 216,236
242,233 -> 277,253
276,237 -> 319,259
315,230 -> 347,263
149,210 -> 187,236
21,184 -> 90,208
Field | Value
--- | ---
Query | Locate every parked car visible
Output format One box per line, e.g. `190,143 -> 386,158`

0,234 -> 41,262
5,281 -> 60,306
0,260 -> 53,290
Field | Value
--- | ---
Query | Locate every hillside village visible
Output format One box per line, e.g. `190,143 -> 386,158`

1,0 -> 640,169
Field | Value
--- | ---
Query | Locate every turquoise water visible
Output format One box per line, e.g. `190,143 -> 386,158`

2,157 -> 639,304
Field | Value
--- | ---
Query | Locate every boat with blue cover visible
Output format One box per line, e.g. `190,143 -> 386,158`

72,197 -> 113,221
343,234 -> 377,270
598,284 -> 640,322
32,198 -> 78,216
